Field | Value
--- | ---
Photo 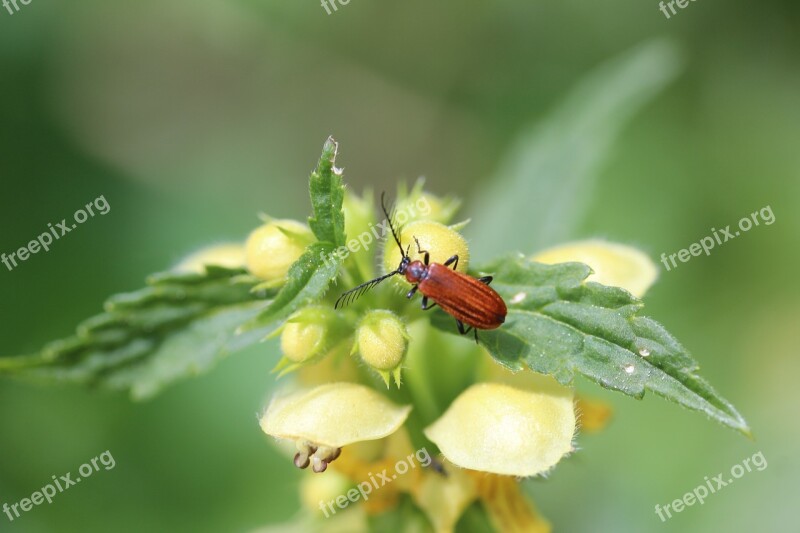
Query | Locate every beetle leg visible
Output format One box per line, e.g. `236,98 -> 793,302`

413,236 -> 431,265
444,255 -> 459,270
477,275 -> 493,285
455,320 -> 478,343
406,285 -> 418,299
420,295 -> 437,311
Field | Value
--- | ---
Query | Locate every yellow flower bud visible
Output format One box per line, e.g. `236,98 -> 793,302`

355,310 -> 409,388
272,306 -> 348,376
245,219 -> 313,282
381,220 -> 470,286
174,243 -> 245,273
394,189 -> 460,225
532,239 -> 658,298
424,381 -> 575,477
280,306 -> 336,364
281,321 -> 324,364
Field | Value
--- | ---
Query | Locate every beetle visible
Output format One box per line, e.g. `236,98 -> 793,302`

334,193 -> 507,342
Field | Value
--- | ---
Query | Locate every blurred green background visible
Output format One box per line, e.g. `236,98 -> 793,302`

1,1 -> 798,532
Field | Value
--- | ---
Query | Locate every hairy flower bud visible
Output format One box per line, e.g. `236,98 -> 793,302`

245,219 -> 313,282
354,310 -> 409,388
273,306 -> 347,375
394,183 -> 460,225
382,220 -> 470,288
280,306 -> 339,364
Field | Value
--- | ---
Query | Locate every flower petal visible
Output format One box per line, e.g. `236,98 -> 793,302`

411,461 -> 477,533
468,472 -> 552,533
424,382 -> 575,477
174,243 -> 245,273
532,239 -> 657,298
260,383 -> 412,448
575,396 -> 613,433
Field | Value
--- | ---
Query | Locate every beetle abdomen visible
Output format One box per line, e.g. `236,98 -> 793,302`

419,264 -> 507,330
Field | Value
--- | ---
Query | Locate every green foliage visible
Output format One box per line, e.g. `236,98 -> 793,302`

307,136 -> 347,247
0,137 -> 348,399
432,257 -> 749,435
242,136 -> 347,331
241,242 -> 340,331
0,131 -> 748,437
0,266 -> 271,400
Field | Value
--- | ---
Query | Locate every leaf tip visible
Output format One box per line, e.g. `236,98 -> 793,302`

322,136 -> 338,159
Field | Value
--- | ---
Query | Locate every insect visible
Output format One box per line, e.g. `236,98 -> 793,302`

334,193 -> 507,342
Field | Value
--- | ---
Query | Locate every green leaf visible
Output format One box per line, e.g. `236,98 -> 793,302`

0,137 -> 350,399
467,39 -> 683,259
431,257 -> 750,435
242,138 -> 347,331
308,136 -> 346,247
0,267 -> 275,400
240,242 -> 341,331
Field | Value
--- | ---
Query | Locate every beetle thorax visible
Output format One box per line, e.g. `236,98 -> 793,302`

403,260 -> 428,283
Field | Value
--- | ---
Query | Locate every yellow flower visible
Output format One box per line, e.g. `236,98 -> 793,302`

424,379 -> 575,477
575,396 -> 613,433
532,239 -> 658,298
410,460 -> 477,532
173,243 -> 245,273
256,195 -> 661,532
259,383 -> 412,473
467,472 -> 552,533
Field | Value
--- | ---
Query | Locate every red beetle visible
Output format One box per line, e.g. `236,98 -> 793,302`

335,194 -> 507,342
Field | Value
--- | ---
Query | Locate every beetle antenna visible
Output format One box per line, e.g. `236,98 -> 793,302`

334,270 -> 399,309
381,192 -> 406,259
